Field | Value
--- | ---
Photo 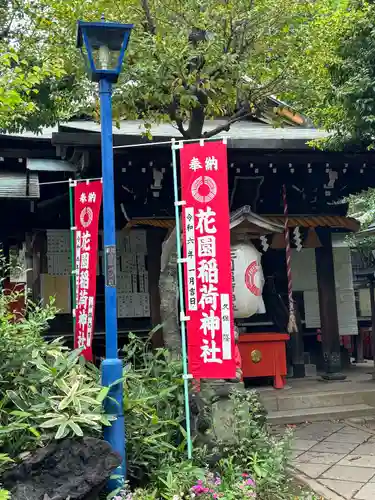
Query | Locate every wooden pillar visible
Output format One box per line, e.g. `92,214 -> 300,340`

290,305 -> 306,378
147,228 -> 165,348
315,230 -> 346,380
355,329 -> 365,364
25,231 -> 42,302
25,233 -> 34,294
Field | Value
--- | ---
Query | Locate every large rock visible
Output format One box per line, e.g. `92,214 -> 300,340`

3,437 -> 121,500
201,380 -> 247,443
190,381 -> 246,452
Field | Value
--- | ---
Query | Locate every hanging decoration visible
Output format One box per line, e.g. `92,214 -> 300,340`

282,185 -> 297,333
260,235 -> 269,253
179,140 -> 236,380
74,180 -> 102,361
293,227 -> 303,252
231,242 -> 265,318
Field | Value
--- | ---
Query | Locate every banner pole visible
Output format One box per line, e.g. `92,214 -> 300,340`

68,179 -> 76,332
171,139 -> 193,460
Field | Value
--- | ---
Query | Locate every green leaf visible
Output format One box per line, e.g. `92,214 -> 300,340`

73,414 -> 102,425
9,410 -> 31,417
55,422 -> 68,439
100,415 -> 112,426
40,416 -> 68,429
254,463 -> 265,478
6,390 -> 28,411
68,420 -> 84,437
28,427 -> 41,438
0,454 -> 14,464
96,387 -> 109,403
58,380 -> 79,410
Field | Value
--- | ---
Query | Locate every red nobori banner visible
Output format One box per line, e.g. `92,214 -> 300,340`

74,181 -> 102,361
180,141 -> 235,379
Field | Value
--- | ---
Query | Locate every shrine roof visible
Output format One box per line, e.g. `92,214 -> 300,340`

54,120 -> 329,150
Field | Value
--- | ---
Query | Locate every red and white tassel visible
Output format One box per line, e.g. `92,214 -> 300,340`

283,184 -> 297,333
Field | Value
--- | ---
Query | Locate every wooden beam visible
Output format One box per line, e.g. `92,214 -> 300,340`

0,149 -> 57,159
52,132 -> 101,147
52,132 -> 158,148
315,229 -> 346,380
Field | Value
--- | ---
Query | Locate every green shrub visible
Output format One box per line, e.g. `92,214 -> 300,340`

0,285 -> 108,464
220,390 -> 293,500
151,457 -> 205,500
0,257 -> 295,499
122,333 -> 187,485
122,335 -> 295,499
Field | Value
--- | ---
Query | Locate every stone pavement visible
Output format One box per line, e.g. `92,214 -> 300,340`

292,422 -> 375,499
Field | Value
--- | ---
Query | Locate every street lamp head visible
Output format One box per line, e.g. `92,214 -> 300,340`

77,20 -> 133,83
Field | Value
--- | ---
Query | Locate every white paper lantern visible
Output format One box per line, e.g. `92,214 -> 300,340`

231,242 -> 266,318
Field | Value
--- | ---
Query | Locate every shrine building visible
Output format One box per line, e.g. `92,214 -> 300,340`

0,114 -> 373,384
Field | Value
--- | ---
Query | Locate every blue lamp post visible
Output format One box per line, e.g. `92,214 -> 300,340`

77,19 -> 133,486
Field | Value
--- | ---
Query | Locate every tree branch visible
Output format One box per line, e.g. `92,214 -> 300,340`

169,100 -> 190,139
249,74 -> 285,102
202,108 -> 253,138
185,88 -> 208,138
224,1 -> 234,53
140,0 -> 156,35
175,116 -> 188,138
0,11 -> 15,40
169,86 -> 209,139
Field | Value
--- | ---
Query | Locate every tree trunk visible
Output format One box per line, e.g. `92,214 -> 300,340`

158,228 -> 181,354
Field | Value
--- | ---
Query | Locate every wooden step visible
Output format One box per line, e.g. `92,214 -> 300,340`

267,403 -> 375,425
261,388 -> 375,412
